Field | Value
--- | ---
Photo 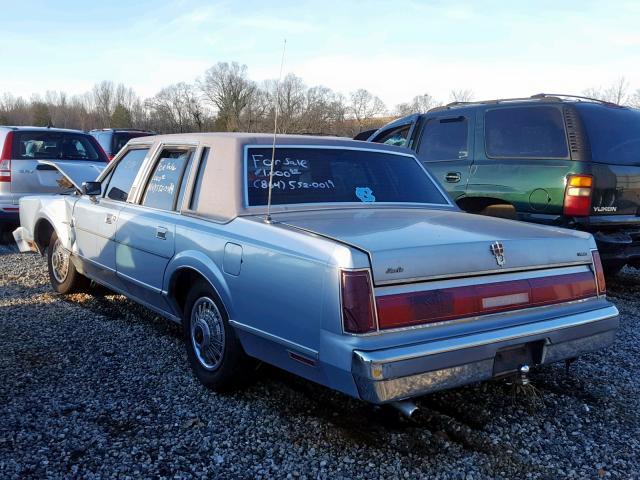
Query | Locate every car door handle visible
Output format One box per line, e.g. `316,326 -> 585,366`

156,226 -> 168,240
445,172 -> 462,183
105,213 -> 117,224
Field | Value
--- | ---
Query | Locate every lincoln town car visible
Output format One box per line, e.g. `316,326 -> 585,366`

13,133 -> 618,412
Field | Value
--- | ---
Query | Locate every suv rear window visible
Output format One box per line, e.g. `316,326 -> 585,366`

577,104 -> 640,165
245,147 -> 448,206
485,106 -> 568,158
14,131 -> 106,162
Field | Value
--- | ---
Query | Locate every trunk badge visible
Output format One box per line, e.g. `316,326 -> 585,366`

490,242 -> 506,267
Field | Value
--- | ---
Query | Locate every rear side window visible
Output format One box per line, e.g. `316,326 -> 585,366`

92,132 -> 111,153
113,132 -> 151,156
418,117 -> 469,161
142,148 -> 194,211
372,125 -> 411,147
105,148 -> 149,202
485,107 -> 568,158
246,147 -> 449,206
577,104 -> 640,165
14,131 -> 106,161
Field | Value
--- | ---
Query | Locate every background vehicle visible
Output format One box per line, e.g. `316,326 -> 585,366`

89,128 -> 154,160
13,133 -> 617,411
365,94 -> 640,274
0,126 -> 107,232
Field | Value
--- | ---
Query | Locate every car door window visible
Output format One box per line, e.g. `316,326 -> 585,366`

418,117 -> 469,161
142,148 -> 194,211
372,125 -> 411,147
485,107 -> 568,158
104,148 -> 149,202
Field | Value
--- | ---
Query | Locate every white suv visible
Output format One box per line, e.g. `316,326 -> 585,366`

0,126 -> 108,232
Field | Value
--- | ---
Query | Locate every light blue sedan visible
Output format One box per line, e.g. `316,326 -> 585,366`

14,133 -> 618,414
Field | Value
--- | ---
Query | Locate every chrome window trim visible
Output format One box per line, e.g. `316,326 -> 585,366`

130,141 -> 199,206
96,142 -> 155,183
137,144 -> 198,211
242,144 -> 454,209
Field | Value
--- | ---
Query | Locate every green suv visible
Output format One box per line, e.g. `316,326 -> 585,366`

366,94 -> 640,273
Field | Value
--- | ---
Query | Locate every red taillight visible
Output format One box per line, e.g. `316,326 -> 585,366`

0,131 -> 13,183
341,270 -> 377,334
563,174 -> 593,217
108,155 -> 114,161
376,272 -> 597,330
592,251 -> 606,295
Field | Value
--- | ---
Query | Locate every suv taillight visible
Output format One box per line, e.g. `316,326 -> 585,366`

341,270 -> 377,334
0,131 -> 13,183
592,250 -> 606,296
563,174 -> 593,217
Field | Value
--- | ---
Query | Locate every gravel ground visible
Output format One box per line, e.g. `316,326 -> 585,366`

1,242 -> 639,479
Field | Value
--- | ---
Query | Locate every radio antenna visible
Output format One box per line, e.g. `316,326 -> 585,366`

265,38 -> 287,223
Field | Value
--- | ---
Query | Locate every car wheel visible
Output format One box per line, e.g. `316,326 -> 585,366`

183,280 -> 249,391
47,230 -> 89,294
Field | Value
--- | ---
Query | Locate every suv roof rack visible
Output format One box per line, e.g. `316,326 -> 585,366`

429,93 -> 620,113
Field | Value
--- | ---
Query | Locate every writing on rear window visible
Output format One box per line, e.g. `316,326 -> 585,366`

245,147 -> 449,207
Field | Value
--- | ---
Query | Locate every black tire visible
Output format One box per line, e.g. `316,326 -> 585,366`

47,230 -> 89,294
182,280 -> 250,391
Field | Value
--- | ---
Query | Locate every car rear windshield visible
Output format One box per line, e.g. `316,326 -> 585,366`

245,147 -> 449,206
578,105 -> 640,165
113,132 -> 151,154
14,131 -> 106,162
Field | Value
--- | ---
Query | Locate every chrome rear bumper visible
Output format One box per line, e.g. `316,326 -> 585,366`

352,304 -> 619,404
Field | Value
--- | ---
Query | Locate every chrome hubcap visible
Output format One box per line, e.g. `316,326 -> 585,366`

190,297 -> 225,370
51,239 -> 70,284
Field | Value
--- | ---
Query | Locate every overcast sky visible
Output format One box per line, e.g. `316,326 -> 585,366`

1,0 -> 639,107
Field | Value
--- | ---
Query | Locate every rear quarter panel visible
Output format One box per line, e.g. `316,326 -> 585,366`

165,215 -> 367,392
467,107 -> 589,219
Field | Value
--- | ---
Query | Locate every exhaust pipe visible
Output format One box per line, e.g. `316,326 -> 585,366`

391,400 -> 418,418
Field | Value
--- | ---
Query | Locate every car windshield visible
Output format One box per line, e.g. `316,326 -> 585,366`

14,131 -> 106,161
245,147 -> 449,206
578,104 -> 640,165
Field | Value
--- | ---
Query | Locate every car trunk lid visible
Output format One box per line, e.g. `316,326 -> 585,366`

275,208 -> 595,285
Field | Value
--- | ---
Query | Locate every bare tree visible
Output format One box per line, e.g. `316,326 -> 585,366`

199,62 -> 256,131
395,93 -> 440,116
450,89 -> 474,103
584,77 -> 630,105
349,88 -> 386,134
92,81 -> 115,127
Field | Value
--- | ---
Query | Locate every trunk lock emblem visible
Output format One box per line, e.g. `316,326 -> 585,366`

490,241 -> 506,267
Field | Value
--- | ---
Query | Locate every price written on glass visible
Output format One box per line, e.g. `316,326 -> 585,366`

250,154 -> 336,190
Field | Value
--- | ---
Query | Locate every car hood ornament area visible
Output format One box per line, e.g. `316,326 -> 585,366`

490,241 -> 506,267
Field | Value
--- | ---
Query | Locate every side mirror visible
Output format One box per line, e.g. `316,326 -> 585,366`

82,181 -> 101,197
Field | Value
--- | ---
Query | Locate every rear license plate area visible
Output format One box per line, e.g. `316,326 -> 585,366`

492,341 -> 544,377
